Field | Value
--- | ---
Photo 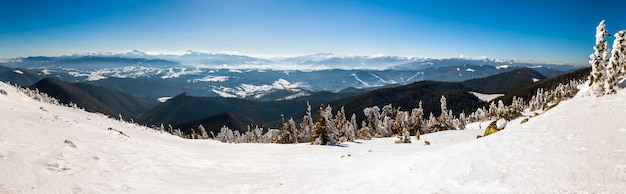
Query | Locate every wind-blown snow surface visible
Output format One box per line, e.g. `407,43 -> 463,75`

1,82 -> 625,193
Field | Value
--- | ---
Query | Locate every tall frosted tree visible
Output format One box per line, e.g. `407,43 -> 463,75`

409,101 -> 424,137
435,95 -> 453,131
277,117 -> 297,143
589,20 -> 610,96
197,124 -> 209,139
605,30 -> 626,95
298,102 -> 314,142
363,106 -> 381,136
312,105 -> 337,145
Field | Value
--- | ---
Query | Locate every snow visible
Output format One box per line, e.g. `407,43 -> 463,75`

213,79 -> 306,98
211,89 -> 237,98
495,119 -> 507,129
496,65 -> 509,70
350,73 -> 370,87
160,68 -> 202,79
369,73 -> 397,84
276,91 -> 311,101
41,69 -> 52,75
12,70 -> 23,75
469,91 -> 504,102
405,71 -> 424,82
193,75 -> 230,82
1,81 -> 626,193
466,68 -> 475,72
532,77 -> 540,82
157,97 -> 172,103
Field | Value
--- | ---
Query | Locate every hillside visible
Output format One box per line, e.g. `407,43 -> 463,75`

139,68 -> 561,131
331,81 -> 480,121
1,78 -> 625,193
28,78 -> 157,120
137,89 -> 362,128
495,67 -> 591,105
0,66 -> 42,86
461,68 -> 547,94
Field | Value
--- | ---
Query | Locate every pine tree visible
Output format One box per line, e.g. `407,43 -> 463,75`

335,106 -> 348,142
363,106 -> 381,136
216,126 -> 235,143
277,117 -> 297,143
312,105 -> 336,145
605,30 -> 626,95
409,101 -> 424,135
346,113 -> 357,142
197,124 -> 209,139
589,20 -> 610,96
298,102 -> 314,143
357,120 -> 372,140
457,111 -> 467,130
394,111 -> 411,143
434,95 -> 453,131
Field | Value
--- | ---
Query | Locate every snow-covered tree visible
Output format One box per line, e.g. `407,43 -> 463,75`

277,117 -> 297,143
263,129 -> 279,143
363,106 -> 381,136
408,101 -> 424,136
216,126 -> 236,143
605,30 -> 626,95
197,124 -> 209,139
433,95 -> 453,131
394,111 -> 411,143
456,111 -> 467,130
298,102 -> 314,143
378,116 -> 392,137
334,106 -> 348,141
347,113 -> 357,141
312,105 -> 337,145
357,120 -> 372,140
589,20 -> 610,96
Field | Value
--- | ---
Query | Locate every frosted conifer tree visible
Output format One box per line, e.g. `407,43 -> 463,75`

394,111 -> 411,143
409,101 -> 424,135
277,117 -> 297,143
298,102 -> 314,142
196,124 -> 209,139
216,126 -> 235,143
312,105 -> 337,145
334,106 -> 348,141
346,113 -> 357,142
363,106 -> 381,135
497,100 -> 506,119
357,120 -> 372,140
605,30 -> 626,95
434,95 -> 453,131
588,20 -> 610,96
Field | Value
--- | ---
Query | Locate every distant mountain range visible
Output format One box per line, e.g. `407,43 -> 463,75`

0,51 -> 582,102
138,68 -> 564,133
0,55 -> 589,134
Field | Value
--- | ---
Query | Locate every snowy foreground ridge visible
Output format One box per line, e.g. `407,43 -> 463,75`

0,81 -> 625,193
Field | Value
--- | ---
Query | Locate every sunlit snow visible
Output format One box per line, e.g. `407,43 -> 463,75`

1,81 -> 625,193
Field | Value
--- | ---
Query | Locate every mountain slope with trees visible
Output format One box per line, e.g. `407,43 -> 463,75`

0,65 -> 42,86
28,78 -> 157,120
137,89 -> 365,127
461,68 -> 547,94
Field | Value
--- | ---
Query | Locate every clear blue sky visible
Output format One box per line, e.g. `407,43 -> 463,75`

1,0 -> 625,65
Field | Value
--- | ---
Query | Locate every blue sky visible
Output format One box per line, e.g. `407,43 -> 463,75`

1,0 -> 625,65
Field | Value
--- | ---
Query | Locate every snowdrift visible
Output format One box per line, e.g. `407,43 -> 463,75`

0,82 -> 625,193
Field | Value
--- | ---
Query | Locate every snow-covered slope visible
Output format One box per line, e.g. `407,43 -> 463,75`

1,81 -> 625,193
